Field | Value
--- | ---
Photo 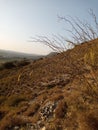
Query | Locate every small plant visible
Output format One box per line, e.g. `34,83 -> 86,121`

84,48 -> 95,66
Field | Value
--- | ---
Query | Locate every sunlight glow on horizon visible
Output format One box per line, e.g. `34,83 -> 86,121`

0,0 -> 98,54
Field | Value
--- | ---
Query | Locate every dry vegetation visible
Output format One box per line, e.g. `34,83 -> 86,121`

0,38 -> 98,130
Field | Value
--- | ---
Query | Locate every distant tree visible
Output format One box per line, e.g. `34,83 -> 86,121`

30,9 -> 98,53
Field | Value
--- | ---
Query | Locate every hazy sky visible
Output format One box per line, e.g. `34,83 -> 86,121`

0,0 -> 98,54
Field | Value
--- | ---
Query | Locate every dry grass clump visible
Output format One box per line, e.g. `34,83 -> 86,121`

78,110 -> 98,130
46,124 -> 62,130
0,110 -> 7,120
55,101 -> 68,119
84,41 -> 98,66
80,43 -> 98,101
46,119 -> 63,130
24,102 -> 40,116
86,115 -> 98,130
0,114 -> 29,130
5,95 -> 27,107
0,96 -> 6,105
50,94 -> 64,102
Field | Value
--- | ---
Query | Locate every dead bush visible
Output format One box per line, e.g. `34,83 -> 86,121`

30,9 -> 98,53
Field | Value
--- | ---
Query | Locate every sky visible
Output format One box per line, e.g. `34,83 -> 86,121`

0,0 -> 98,55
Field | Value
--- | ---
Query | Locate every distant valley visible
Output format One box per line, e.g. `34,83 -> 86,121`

0,49 -> 44,63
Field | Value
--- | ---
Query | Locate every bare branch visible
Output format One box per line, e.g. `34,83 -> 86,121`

30,10 -> 98,53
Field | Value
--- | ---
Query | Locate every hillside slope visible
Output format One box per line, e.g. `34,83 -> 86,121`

0,39 -> 98,130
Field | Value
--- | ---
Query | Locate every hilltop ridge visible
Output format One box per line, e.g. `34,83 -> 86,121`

0,39 -> 98,130
0,49 -> 44,63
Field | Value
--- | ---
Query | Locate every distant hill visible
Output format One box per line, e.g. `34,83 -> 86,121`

47,52 -> 58,57
0,49 -> 44,63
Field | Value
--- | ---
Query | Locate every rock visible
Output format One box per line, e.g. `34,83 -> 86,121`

41,126 -> 46,130
40,101 -> 57,120
40,74 -> 71,89
14,126 -> 20,130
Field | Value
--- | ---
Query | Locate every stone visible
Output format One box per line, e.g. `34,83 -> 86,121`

14,126 -> 20,130
41,126 -> 46,130
40,101 -> 57,120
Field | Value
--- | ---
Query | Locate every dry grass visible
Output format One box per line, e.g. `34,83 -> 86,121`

4,95 -> 27,107
55,101 -> 68,119
0,113 -> 29,130
24,103 -> 40,117
78,110 -> 98,130
0,39 -> 98,129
